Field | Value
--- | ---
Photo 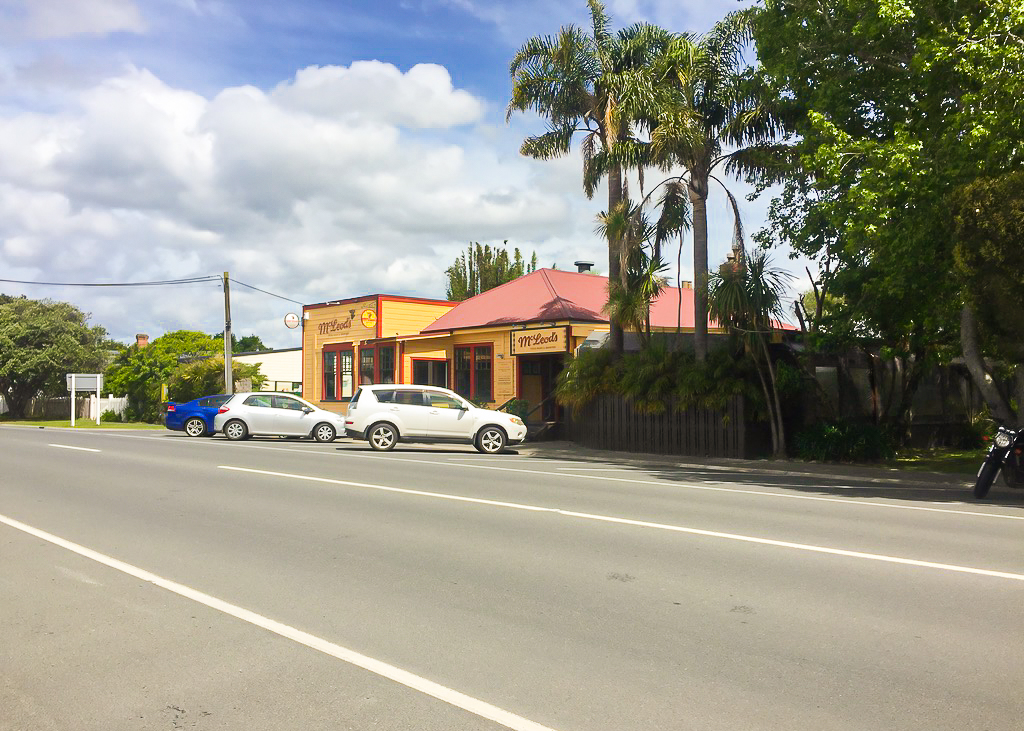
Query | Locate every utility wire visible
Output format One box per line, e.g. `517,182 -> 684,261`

229,278 -> 304,306
1,274 -> 304,306
0,275 -> 220,287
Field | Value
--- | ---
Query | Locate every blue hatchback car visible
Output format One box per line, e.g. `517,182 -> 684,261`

165,394 -> 232,437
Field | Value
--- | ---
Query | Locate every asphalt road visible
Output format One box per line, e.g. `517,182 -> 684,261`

2,426 -> 1022,731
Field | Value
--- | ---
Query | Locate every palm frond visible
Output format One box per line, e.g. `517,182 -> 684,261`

520,124 -> 577,160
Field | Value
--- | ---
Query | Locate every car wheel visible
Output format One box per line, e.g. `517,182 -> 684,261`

368,422 -> 398,451
223,419 -> 248,441
313,423 -> 336,443
184,417 -> 207,437
475,426 -> 507,454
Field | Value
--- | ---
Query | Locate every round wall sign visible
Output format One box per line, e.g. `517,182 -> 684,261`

284,312 -> 300,329
360,309 -> 378,328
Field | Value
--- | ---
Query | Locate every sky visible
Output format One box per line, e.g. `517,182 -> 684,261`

0,0 -> 799,349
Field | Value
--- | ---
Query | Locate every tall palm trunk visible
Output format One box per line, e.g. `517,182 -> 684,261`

688,176 -> 710,362
608,164 -> 625,354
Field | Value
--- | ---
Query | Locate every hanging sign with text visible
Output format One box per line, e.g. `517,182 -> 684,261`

510,326 -> 569,356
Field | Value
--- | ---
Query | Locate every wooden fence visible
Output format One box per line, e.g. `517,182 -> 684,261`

564,395 -> 758,459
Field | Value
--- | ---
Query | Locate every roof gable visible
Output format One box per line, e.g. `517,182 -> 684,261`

421,268 -> 703,332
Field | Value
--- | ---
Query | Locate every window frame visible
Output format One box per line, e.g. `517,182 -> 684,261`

452,343 -> 494,404
411,357 -> 448,388
321,346 -> 354,401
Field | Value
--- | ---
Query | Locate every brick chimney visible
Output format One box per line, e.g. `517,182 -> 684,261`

135,333 -> 149,349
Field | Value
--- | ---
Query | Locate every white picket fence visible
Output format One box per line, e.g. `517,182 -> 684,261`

0,394 -> 128,420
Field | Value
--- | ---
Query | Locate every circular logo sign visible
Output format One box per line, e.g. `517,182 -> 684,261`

360,309 -> 378,328
284,313 -> 300,329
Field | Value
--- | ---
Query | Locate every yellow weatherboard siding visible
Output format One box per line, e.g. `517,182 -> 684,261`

379,299 -> 455,338
302,298 -> 378,406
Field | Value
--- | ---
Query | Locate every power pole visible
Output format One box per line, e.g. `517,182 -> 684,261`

223,271 -> 233,394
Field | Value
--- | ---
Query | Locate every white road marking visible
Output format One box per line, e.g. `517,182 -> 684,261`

9,430 -> 1017,522
333,453 -> 1021,522
0,512 -> 560,731
557,467 -> 629,472
48,444 -> 100,453
218,466 -> 1024,582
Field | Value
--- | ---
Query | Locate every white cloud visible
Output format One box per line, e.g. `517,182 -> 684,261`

0,60 -> 597,346
0,0 -> 146,40
272,62 -> 484,129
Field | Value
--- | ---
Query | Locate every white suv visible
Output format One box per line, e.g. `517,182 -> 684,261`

345,385 -> 527,453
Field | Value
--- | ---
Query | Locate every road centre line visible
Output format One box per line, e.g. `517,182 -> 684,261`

15,430 -> 1017,522
48,444 -> 101,453
0,512 -> 561,731
218,465 -> 1024,582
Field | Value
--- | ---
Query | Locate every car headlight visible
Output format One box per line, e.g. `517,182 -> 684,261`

509,417 -> 524,427
995,430 -> 1013,448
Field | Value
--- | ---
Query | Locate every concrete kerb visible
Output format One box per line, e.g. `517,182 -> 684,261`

514,440 -> 973,488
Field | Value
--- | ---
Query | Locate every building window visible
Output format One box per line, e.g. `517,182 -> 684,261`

323,349 -> 354,400
378,346 -> 395,384
360,349 -> 375,385
339,351 -> 354,398
412,359 -> 447,387
454,345 -> 492,403
323,351 -> 337,400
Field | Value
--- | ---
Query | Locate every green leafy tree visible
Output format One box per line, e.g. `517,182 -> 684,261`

953,171 -> 1024,426
445,241 -> 538,301
0,296 -> 109,418
508,0 -> 672,352
105,330 -> 220,422
708,251 -> 792,457
210,333 -> 272,354
752,0 -> 1024,437
167,356 -> 266,403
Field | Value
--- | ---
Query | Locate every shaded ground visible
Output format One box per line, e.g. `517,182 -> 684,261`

0,417 -> 164,429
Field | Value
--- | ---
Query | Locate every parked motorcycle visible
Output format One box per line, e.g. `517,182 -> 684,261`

974,426 -> 1024,498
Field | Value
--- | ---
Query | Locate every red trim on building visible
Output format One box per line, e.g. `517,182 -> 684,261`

378,294 -> 456,306
452,342 -> 494,403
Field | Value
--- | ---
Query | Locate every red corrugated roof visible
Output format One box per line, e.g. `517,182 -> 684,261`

421,268 -> 703,332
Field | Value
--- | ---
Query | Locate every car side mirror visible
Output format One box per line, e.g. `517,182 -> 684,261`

302,406 -> 314,414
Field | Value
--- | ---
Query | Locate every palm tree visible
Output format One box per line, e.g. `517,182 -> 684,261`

597,200 -> 669,348
508,0 -> 671,353
709,250 -> 792,457
649,10 -> 785,362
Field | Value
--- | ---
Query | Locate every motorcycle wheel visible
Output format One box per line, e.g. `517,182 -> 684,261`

1000,458 -> 1024,488
974,459 -> 1001,499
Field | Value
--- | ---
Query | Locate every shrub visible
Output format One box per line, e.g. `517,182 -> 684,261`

100,409 -> 121,423
500,398 -> 531,420
795,420 -> 895,462
555,345 -> 764,417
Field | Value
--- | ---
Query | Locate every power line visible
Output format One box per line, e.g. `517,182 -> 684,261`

0,275 -> 220,287
1,274 -> 304,307
229,278 -> 304,306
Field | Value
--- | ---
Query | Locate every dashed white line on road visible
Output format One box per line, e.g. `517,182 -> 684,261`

10,430 -> 1016,521
0,512 -> 561,731
218,465 -> 1024,582
48,444 -> 100,453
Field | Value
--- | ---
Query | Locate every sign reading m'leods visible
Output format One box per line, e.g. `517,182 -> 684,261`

510,326 -> 569,355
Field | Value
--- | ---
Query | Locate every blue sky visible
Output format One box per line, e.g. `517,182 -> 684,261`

0,0 -> 795,348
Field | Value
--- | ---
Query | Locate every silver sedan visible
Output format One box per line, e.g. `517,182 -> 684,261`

213,392 -> 347,442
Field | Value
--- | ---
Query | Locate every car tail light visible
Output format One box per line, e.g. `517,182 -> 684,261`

218,406 -> 230,414
167,404 -> 176,412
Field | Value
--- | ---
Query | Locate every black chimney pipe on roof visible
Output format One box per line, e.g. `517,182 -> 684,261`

574,260 -> 594,273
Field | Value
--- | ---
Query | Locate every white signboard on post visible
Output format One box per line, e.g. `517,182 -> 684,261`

67,373 -> 103,426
